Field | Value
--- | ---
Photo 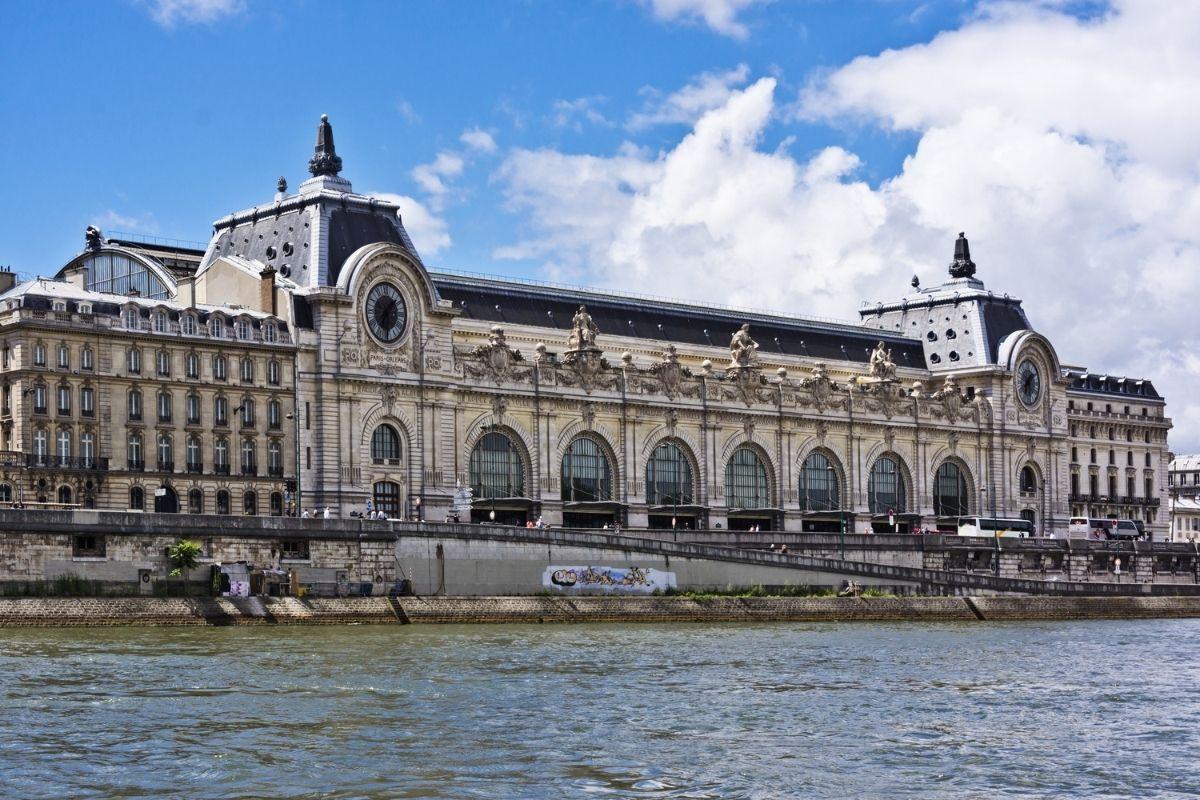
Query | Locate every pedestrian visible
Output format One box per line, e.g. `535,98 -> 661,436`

323,506 -> 332,520
301,509 -> 310,519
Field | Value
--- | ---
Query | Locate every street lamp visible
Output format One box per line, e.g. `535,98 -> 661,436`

285,411 -> 301,517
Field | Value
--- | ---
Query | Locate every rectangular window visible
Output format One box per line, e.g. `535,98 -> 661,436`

57,385 -> 70,415
81,348 -> 93,370
72,534 -> 105,558
127,348 -> 140,374
305,402 -> 310,430
33,344 -> 45,367
306,446 -> 311,470
57,345 -> 69,369
280,539 -> 310,560
80,387 -> 94,417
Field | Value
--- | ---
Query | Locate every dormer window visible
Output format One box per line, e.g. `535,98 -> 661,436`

209,317 -> 223,338
123,308 -> 139,329
263,322 -> 277,343
78,303 -> 91,315
153,311 -> 168,333
236,319 -> 251,340
181,314 -> 196,336
52,301 -> 66,313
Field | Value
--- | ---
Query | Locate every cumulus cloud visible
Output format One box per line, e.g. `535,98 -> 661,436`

640,0 -> 766,39
460,127 -> 497,154
498,2 -> 1200,449
145,0 -> 244,28
94,210 -> 159,235
367,193 -> 451,257
411,152 -> 466,203
627,64 -> 751,130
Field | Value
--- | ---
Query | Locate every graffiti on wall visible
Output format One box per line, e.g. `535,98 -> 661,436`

543,565 -> 676,594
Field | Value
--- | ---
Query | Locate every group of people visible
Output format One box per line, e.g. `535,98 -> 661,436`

300,507 -> 336,519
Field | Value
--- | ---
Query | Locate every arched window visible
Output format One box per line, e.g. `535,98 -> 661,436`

56,430 -> 71,464
188,488 -> 203,514
799,452 -> 840,511
187,392 -> 200,424
214,395 -> 228,426
268,440 -> 282,475
153,311 -> 168,333
129,486 -> 144,511
186,436 -> 201,471
157,434 -> 173,469
82,252 -> 171,299
242,490 -> 257,516
240,397 -> 255,426
934,461 -> 969,517
181,314 -> 197,336
0,484 -> 11,503
725,447 -> 770,509
80,433 -> 95,467
213,355 -> 227,381
157,390 -> 172,422
267,399 -> 281,428
214,438 -> 229,471
646,441 -> 693,506
562,436 -> 612,502
236,319 -> 251,341
240,357 -> 254,383
470,431 -> 524,499
155,350 -> 170,377
216,489 -> 230,515
270,491 -> 284,516
57,343 -> 69,369
267,359 -> 280,385
128,387 -> 142,420
241,439 -> 256,475
127,433 -> 143,469
263,322 -> 277,343
868,456 -> 907,514
1020,465 -> 1037,493
209,316 -> 225,338
371,424 -> 402,465
57,485 -> 72,505
81,346 -> 93,370
373,481 -> 401,517
127,347 -> 140,374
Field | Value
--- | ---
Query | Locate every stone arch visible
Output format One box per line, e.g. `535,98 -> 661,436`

337,243 -> 441,316
718,426 -> 776,467
358,405 -> 416,491
462,410 -> 537,493
794,442 -> 848,510
555,418 -> 621,486
719,439 -> 777,506
639,435 -> 701,505
865,449 -> 915,513
930,454 -> 977,516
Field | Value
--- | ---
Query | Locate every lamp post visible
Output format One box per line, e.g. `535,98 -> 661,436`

286,411 -> 301,517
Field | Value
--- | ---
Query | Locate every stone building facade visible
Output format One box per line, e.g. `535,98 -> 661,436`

0,117 -> 1172,538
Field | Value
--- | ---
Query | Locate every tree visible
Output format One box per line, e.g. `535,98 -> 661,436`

168,539 -> 202,578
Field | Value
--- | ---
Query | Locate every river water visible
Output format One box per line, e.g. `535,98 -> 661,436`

1,620 -> 1198,799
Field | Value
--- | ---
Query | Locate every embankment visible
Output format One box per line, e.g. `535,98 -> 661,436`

3,595 -> 1200,628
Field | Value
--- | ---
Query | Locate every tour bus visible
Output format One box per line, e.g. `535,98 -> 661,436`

1068,517 -> 1140,540
955,516 -> 1036,538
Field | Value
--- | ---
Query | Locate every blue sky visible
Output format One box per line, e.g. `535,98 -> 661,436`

3,0 -> 1200,450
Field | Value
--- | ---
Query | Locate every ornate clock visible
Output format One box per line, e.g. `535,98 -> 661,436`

365,282 -> 407,344
1016,359 -> 1041,407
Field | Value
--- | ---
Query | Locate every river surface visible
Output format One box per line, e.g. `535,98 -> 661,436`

1,620 -> 1198,799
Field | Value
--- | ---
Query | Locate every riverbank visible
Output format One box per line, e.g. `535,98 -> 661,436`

4,595 -> 1200,627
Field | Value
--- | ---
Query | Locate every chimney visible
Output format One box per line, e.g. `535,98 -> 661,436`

0,270 -> 17,294
259,266 -> 277,315
177,275 -> 196,309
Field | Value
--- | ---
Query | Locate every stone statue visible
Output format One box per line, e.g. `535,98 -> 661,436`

487,324 -> 507,348
729,324 -> 759,367
868,341 -> 896,381
85,226 -> 104,252
568,305 -> 599,350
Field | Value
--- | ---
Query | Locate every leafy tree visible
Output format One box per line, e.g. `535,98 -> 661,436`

168,539 -> 202,578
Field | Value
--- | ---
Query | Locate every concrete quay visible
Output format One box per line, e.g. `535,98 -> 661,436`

3,595 -> 1200,628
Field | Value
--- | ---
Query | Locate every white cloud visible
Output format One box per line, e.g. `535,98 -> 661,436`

145,0 -> 244,28
411,151 -> 466,201
367,193 -> 451,257
395,99 -> 420,125
498,3 -> 1200,450
627,64 -> 751,131
640,0 -> 767,39
94,210 -> 159,235
460,127 -> 497,154
550,96 -> 612,132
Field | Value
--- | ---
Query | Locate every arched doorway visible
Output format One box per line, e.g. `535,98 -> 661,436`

154,484 -> 179,514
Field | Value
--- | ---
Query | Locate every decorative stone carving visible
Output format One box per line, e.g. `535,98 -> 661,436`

464,325 -> 525,383
883,427 -> 896,450
380,385 -> 399,414
558,350 -> 616,393
724,364 -> 771,406
729,324 -> 759,368
490,394 -> 508,423
860,381 -> 910,419
927,374 -> 971,421
664,407 -> 678,433
638,344 -> 700,399
867,341 -> 897,381
947,431 -> 960,453
582,401 -> 597,430
799,362 -> 846,411
85,226 -> 104,252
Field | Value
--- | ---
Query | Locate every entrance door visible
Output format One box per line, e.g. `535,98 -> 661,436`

154,485 -> 179,514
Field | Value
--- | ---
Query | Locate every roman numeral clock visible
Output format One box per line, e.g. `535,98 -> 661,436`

365,281 -> 408,344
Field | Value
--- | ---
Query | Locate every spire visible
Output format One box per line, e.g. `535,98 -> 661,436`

949,231 -> 976,279
308,114 -> 343,177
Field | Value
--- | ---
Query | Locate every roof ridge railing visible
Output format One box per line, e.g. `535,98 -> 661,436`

429,267 -> 906,336
108,231 -> 210,251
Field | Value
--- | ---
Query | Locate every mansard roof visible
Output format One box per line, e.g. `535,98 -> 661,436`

430,271 -> 925,366
1064,368 -> 1161,400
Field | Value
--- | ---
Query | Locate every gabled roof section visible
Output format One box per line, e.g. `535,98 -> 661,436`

1064,368 -> 1161,401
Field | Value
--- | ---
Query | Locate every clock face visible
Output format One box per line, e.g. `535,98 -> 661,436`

1017,359 -> 1041,407
365,282 -> 407,344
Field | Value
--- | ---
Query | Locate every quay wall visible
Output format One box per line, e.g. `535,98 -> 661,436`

4,595 -> 1200,628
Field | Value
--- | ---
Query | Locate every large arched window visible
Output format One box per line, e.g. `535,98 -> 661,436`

799,452 -> 840,511
725,447 -> 770,509
79,251 -> 171,300
57,485 -> 72,505
371,424 -> 402,465
1020,465 -> 1038,493
242,490 -> 257,516
646,441 -> 694,506
470,431 -> 524,499
933,461 -> 969,517
129,486 -> 144,511
868,455 -> 907,514
188,488 -> 203,515
562,436 -> 612,502
373,481 -> 401,517
216,489 -> 230,515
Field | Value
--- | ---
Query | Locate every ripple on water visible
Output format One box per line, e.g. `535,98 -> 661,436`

2,621 -> 1200,798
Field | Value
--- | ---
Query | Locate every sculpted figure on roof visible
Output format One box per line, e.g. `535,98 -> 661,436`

729,324 -> 759,367
869,341 -> 896,381
568,305 -> 599,350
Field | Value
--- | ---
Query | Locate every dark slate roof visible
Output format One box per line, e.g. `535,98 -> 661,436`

208,207 -> 313,284
430,272 -> 925,366
981,301 -> 1029,362
1064,369 -> 1161,400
